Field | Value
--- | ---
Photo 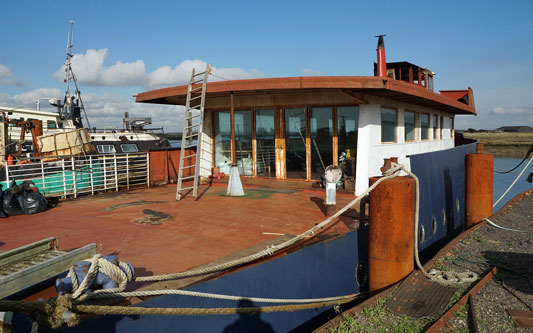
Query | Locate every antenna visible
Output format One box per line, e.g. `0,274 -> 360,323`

61,20 -> 92,129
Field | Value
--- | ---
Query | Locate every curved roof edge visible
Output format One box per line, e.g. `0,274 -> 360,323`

135,76 -> 476,115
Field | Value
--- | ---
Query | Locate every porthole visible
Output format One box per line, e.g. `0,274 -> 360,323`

419,226 -> 425,243
101,136 -> 106,140
442,210 -> 447,226
130,136 -> 134,140
355,261 -> 368,287
432,217 -> 437,234
91,136 -> 95,140
456,198 -> 461,213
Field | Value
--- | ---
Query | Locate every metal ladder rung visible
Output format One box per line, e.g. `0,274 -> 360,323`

177,63 -> 211,201
178,186 -> 195,191
193,71 -> 208,77
189,95 -> 203,101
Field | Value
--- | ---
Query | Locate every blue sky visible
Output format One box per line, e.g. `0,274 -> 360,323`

1,1 -> 532,131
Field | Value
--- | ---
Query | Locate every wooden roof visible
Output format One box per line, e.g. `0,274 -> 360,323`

136,76 -> 476,115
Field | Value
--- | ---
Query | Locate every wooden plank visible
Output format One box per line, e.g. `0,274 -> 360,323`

0,237 -> 56,268
0,243 -> 96,299
507,309 -> 533,328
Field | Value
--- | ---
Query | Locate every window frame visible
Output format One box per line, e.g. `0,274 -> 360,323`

381,107 -> 398,143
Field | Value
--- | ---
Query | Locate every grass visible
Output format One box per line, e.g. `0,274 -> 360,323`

462,132 -> 533,157
331,295 -> 431,333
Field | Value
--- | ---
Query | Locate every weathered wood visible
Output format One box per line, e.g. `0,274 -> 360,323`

0,242 -> 96,299
0,237 -> 56,268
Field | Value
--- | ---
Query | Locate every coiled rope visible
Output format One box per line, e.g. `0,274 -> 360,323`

386,163 -> 478,287
0,162 -> 479,330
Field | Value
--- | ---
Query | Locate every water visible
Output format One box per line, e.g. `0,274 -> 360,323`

493,157 -> 533,212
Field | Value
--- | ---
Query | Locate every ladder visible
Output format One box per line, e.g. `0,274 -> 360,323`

176,64 -> 211,201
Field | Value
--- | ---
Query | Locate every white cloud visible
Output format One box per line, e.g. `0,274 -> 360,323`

302,68 -> 322,76
0,89 -> 185,132
54,49 -> 260,89
0,64 -> 25,86
489,106 -> 532,115
53,49 -> 147,87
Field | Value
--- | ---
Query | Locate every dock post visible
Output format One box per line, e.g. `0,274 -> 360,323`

465,143 -> 493,228
368,175 -> 415,292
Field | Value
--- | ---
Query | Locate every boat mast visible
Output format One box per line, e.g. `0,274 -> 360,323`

63,20 -> 92,130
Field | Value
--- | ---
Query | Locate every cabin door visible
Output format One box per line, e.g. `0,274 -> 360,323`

284,108 -> 307,179
255,109 -> 276,177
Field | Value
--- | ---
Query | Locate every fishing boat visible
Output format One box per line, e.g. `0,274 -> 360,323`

0,36 -> 490,332
0,22 -> 169,158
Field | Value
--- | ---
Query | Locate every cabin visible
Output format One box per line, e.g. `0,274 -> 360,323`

135,38 -> 476,195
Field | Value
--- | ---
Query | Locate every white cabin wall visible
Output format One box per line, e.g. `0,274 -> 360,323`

199,113 -> 213,179
355,97 -> 455,196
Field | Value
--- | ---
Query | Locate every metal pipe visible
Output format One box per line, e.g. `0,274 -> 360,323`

376,35 -> 387,78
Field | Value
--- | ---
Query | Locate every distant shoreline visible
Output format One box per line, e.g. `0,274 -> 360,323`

462,131 -> 533,158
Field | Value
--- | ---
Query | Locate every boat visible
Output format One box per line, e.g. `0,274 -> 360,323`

0,36 -> 489,332
0,22 -> 169,158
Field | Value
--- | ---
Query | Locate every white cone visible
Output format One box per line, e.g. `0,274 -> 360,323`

227,165 -> 244,196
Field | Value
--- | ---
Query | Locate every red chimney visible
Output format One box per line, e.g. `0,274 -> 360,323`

376,35 -> 387,78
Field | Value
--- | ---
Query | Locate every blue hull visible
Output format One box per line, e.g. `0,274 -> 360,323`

12,142 -> 476,332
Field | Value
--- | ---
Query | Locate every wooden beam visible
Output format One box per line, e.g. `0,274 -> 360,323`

230,92 -> 235,164
333,107 -> 338,166
252,109 -> 257,177
305,107 -> 311,181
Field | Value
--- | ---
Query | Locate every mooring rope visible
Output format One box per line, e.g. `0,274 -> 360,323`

135,169 -> 401,282
494,143 -> 533,174
388,163 -> 478,287
493,155 -> 533,208
0,162 -> 480,330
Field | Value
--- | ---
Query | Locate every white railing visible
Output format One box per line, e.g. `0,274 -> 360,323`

3,153 -> 150,198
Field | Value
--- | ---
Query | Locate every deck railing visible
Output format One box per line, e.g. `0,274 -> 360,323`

3,153 -> 150,198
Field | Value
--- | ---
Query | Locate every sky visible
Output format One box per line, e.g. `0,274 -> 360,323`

1,1 -> 532,132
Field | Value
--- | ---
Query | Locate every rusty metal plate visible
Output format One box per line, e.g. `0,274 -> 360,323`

508,309 -> 533,328
384,270 -> 458,319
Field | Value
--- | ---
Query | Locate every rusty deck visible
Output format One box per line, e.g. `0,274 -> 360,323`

0,183 -> 357,281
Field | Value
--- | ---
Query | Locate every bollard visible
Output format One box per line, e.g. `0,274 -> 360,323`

465,148 -> 493,228
368,176 -> 415,292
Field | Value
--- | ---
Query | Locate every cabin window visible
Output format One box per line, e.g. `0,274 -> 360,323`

234,110 -> 253,176
381,108 -> 397,143
310,107 -> 333,179
285,108 -> 307,179
214,111 -> 232,174
120,144 -> 138,153
337,106 -> 358,160
47,121 -> 57,129
420,113 -> 429,140
440,116 -> 444,139
450,117 -> 454,138
255,109 -> 275,177
404,111 -> 415,142
432,114 -> 438,139
97,145 -> 116,154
